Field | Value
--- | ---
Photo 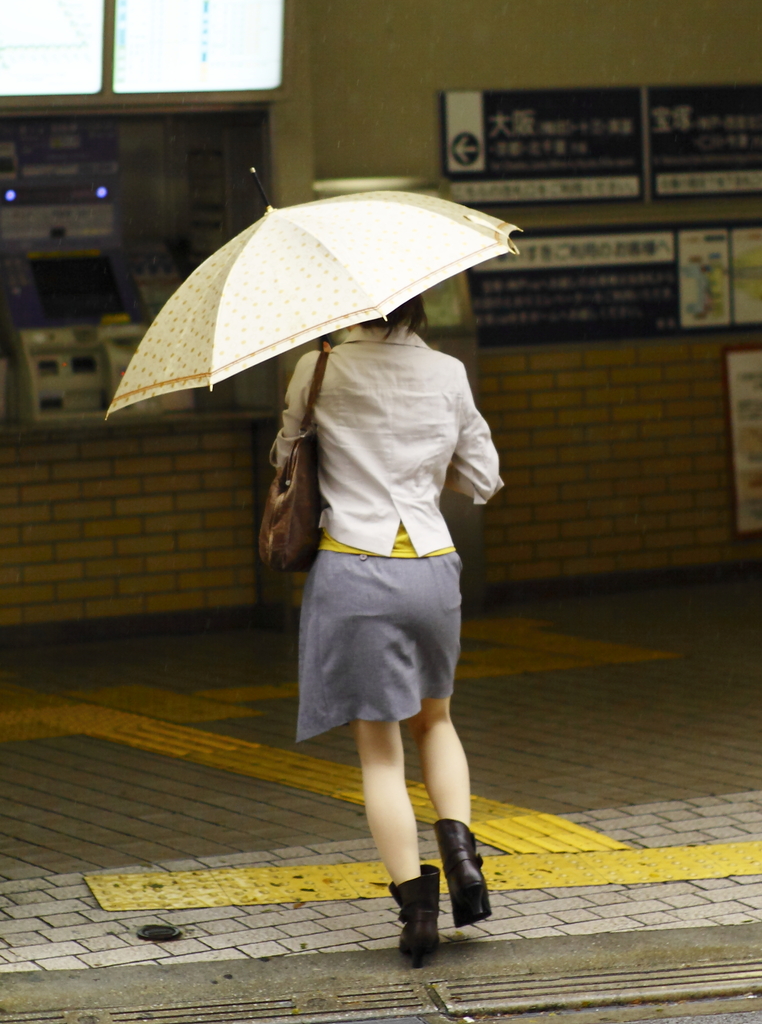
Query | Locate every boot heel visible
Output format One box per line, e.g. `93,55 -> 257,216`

452,881 -> 491,928
400,932 -> 438,968
435,819 -> 493,928
410,946 -> 428,969
389,865 -> 440,970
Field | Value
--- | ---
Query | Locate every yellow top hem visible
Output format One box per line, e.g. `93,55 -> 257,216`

319,523 -> 455,559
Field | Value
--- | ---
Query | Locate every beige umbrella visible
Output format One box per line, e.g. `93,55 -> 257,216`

108,189 -> 519,415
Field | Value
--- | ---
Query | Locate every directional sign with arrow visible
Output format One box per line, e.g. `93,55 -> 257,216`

451,131 -> 481,167
441,88 -> 644,206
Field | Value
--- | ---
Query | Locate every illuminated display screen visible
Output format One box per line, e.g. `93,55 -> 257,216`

0,2 -> 104,96
113,0 -> 284,94
30,255 -> 124,319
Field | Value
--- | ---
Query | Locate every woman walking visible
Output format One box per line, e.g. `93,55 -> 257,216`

271,295 -> 503,967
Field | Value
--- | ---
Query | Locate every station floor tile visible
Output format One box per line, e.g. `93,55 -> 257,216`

0,577 -> 761,971
6,791 -> 762,973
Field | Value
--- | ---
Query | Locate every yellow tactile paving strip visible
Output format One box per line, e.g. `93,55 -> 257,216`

0,613 -> 680,901
194,684 -> 300,703
474,814 -> 625,854
456,618 -> 679,679
65,684 -> 263,722
0,679 -> 627,855
6,616 -> 738,913
76,704 -> 622,854
85,841 -> 762,911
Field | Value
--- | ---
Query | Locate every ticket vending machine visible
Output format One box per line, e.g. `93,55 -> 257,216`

0,111 -> 275,424
3,252 -> 147,420
0,118 -> 147,422
0,0 -> 285,425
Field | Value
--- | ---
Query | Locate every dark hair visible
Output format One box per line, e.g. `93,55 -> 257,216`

362,294 -> 427,338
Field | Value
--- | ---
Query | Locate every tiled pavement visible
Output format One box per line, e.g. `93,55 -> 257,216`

7,793 -> 762,972
1,578 -> 762,972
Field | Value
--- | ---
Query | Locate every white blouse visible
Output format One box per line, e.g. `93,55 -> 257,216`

270,325 -> 503,557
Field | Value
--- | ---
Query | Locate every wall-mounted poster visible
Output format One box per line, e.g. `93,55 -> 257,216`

725,346 -> 762,537
678,228 -> 731,329
649,85 -> 762,198
470,221 -> 762,348
732,227 -> 762,325
470,227 -> 677,346
440,88 -> 644,205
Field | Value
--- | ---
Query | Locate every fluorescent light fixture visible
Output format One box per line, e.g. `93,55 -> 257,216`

113,0 -> 284,94
313,178 -> 438,198
0,2 -> 104,96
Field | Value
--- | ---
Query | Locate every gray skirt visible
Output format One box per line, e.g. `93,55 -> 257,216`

297,550 -> 462,741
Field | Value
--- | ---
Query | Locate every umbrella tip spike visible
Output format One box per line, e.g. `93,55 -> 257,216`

250,166 -> 275,214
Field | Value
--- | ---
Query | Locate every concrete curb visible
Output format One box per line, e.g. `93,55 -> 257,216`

5,923 -> 762,1018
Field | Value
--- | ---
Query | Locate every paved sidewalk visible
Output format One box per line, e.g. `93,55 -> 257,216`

7,791 -> 762,972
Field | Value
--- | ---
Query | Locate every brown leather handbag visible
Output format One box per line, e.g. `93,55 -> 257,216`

258,342 -> 331,572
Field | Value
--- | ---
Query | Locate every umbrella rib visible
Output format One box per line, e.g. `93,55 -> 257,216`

112,305 -> 373,404
364,240 -> 506,314
269,216 -> 381,313
113,237 -> 506,404
203,237 -> 508,379
113,371 -> 213,403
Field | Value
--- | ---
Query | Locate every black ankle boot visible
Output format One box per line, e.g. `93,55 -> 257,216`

434,819 -> 491,928
388,864 -> 440,968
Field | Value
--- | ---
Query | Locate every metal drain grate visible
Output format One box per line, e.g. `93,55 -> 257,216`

115,998 -> 295,1023
432,959 -> 762,1015
0,1015 -> 116,1024
333,985 -> 431,1012
0,1015 -> 66,1024
64,1016 -> 114,1024
292,983 -> 432,1019
0,1003 -> 294,1024
0,994 -> 431,1024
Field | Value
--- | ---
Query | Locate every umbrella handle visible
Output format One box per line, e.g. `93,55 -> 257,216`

250,167 -> 274,213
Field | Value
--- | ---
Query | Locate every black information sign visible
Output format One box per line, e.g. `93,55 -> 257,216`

649,85 -> 762,199
469,222 -> 762,348
440,88 -> 644,205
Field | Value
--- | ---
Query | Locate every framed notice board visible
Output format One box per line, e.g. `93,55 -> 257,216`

724,345 -> 762,539
469,221 -> 762,348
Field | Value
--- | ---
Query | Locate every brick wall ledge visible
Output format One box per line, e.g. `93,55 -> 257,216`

485,557 -> 762,605
0,410 -> 274,441
0,602 -> 286,649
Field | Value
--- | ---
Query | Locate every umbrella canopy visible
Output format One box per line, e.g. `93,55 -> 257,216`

108,191 -> 519,415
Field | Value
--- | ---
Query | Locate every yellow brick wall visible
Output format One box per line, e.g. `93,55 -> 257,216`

0,419 -> 281,629
481,336 -> 762,587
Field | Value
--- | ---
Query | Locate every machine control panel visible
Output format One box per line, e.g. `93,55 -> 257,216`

0,117 -> 152,423
17,323 -> 151,420
1,250 -> 140,330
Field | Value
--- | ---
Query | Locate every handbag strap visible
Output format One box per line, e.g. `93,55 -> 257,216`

299,339 -> 331,433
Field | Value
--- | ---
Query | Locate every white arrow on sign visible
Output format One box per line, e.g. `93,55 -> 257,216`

451,131 -> 481,167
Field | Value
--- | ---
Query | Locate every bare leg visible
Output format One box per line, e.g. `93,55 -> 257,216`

407,697 -> 471,824
409,697 -> 490,926
350,719 -> 421,885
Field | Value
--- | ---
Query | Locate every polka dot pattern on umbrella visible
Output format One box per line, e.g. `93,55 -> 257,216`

108,192 -> 519,414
